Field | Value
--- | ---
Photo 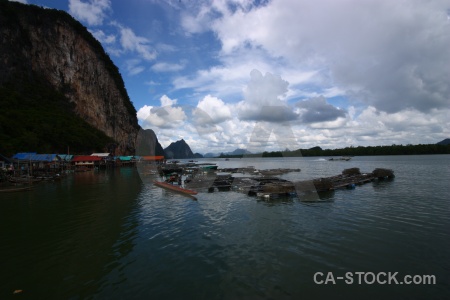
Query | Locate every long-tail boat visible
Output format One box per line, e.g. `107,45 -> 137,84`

153,181 -> 198,198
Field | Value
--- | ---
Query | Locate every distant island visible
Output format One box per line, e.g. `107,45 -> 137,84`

177,139 -> 450,159
164,139 -> 204,159
437,138 -> 450,145
218,142 -> 450,158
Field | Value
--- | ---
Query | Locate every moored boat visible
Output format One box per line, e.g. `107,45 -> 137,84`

7,176 -> 42,184
328,157 -> 352,161
201,165 -> 218,170
153,181 -> 198,196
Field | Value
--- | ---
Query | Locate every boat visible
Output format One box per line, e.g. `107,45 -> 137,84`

328,157 -> 352,161
7,176 -> 42,184
153,180 -> 198,196
201,165 -> 218,170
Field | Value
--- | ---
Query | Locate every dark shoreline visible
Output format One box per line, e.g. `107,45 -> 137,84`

219,143 -> 450,158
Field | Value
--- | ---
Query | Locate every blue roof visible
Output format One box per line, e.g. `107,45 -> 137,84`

12,152 -> 37,160
12,153 -> 58,162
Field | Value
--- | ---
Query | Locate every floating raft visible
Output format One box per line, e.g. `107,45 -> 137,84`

186,168 -> 394,199
311,168 -> 394,192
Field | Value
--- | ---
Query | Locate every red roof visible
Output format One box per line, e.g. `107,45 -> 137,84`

142,156 -> 165,161
72,155 -> 102,162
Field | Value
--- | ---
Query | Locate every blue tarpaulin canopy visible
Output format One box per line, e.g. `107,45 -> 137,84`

12,153 -> 58,162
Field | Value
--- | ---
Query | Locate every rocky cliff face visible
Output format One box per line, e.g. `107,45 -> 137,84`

136,129 -> 165,157
0,1 -> 140,154
164,139 -> 195,159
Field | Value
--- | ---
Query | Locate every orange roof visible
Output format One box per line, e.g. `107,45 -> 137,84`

141,156 -> 165,161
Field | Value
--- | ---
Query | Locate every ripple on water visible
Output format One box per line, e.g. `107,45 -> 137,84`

2,157 -> 449,299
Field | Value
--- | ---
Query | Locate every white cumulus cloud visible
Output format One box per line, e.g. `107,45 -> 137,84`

195,95 -> 232,124
68,0 -> 111,26
237,69 -> 298,122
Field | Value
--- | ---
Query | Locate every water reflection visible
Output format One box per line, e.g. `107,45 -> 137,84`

1,156 -> 449,299
0,168 -> 142,299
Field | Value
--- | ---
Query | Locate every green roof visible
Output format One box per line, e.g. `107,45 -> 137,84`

118,156 -> 133,161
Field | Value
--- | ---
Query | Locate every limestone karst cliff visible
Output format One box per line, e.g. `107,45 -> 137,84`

0,0 -> 158,155
164,139 -> 196,159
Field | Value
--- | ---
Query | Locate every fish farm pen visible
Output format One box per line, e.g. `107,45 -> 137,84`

153,163 -> 395,200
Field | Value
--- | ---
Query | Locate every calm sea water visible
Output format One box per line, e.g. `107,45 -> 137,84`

1,155 -> 449,299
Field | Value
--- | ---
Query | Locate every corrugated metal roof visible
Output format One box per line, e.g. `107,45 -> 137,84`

91,153 -> 111,157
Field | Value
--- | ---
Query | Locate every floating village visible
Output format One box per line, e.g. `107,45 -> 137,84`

147,161 -> 395,200
0,152 -> 163,192
0,151 -> 394,199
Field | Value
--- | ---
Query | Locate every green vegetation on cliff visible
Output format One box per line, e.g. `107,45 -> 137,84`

0,81 -> 114,156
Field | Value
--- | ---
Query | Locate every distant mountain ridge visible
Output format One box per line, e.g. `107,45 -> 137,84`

437,138 -> 450,145
203,148 -> 252,157
228,148 -> 252,155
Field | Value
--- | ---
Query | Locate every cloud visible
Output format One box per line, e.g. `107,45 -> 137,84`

199,0 -> 450,114
151,62 -> 185,72
194,95 -> 232,124
181,4 -> 216,34
124,59 -> 145,76
160,94 -> 177,106
68,0 -> 111,26
90,29 -> 116,44
136,104 -> 153,121
296,96 -> 347,124
137,95 -> 185,129
299,105 -> 450,148
115,23 -> 157,61
237,69 -> 298,122
138,106 -> 186,129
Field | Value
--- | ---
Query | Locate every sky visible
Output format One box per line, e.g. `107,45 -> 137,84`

12,0 -> 450,154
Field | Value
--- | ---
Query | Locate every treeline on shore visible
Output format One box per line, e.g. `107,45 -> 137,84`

218,144 -> 450,158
